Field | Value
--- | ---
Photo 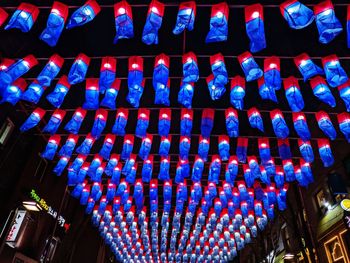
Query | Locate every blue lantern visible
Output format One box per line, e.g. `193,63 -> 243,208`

158,108 -> 171,137
206,74 -> 226,101
83,78 -> 99,110
294,53 -> 324,82
316,111 -> 337,140
79,185 -> 90,205
173,1 -> 196,34
248,107 -> 264,132
142,0 -> 164,45
135,109 -> 150,138
237,137 -> 248,163
75,133 -> 95,156
46,75 -> 71,108
121,135 -> 134,160
225,156 -> 238,185
338,113 -> 350,142
258,77 -> 278,102
314,1 -> 343,44
41,135 -> 61,160
1,78 -> 26,105
293,112 -> 311,141
64,107 -> 86,134
113,1 -> 134,43
91,109 -> 107,139
180,109 -> 193,136
264,57 -> 281,90
139,134 -> 153,160
5,3 -> 39,32
178,81 -> 194,108
99,134 -> 116,160
105,154 -> 119,176
88,154 -> 103,178
66,0 -> 100,29
225,108 -> 239,138
280,0 -> 314,29
111,108 -> 128,136
245,4 -> 266,53
243,165 -> 254,188
21,80 -> 45,104
248,156 -> 261,179
283,160 -> 295,182
158,157 -> 170,181
238,51 -> 263,82
278,139 -> 292,160
43,109 -> 66,134
258,138 -> 271,163
100,79 -> 120,109
20,107 -> 45,132
300,159 -> 314,184
127,57 -> 144,108
53,156 -> 69,176
338,81 -> 350,112
322,54 -> 349,88
69,155 -> 86,174
122,153 -> 136,177
218,135 -> 230,161
192,156 -> 204,182
111,164 -> 122,185
206,2 -> 229,43
37,54 -> 64,87
182,52 -> 199,83
298,139 -> 314,163
58,134 -> 78,157
230,76 -> 246,110
264,158 -> 276,178
99,57 -> 116,94
141,156 -> 153,183
153,53 -> 170,104
283,76 -> 304,112
201,109 -> 215,138
210,53 -> 228,87
68,53 -> 90,85
179,136 -> 191,159
198,136 -> 209,161
159,136 -> 171,157
274,167 -> 285,189
270,109 -> 289,139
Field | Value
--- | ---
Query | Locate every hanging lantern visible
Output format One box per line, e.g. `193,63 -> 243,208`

197,136 -> 210,161
179,136 -> 191,159
1,78 -> 26,105
208,155 -> 221,184
91,109 -> 107,139
159,135 -> 171,157
88,154 -> 103,178
68,53 -> 90,85
125,164 -> 137,184
282,160 -> 295,182
5,3 -> 39,32
260,166 -> 271,185
53,156 -> 69,176
142,0 -> 165,45
274,167 -> 285,189
206,2 -> 229,43
338,81 -> 350,112
230,76 -> 245,110
114,0 -> 134,43
21,80 -> 45,104
105,153 -> 119,176
79,184 -> 90,205
134,180 -> 144,209
300,159 -> 314,184
294,53 -> 324,82
66,0 -> 100,29
270,109 -> 289,139
322,54 -> 349,88
71,180 -> 86,198
158,157 -> 170,181
173,1 -> 196,34
37,54 -> 64,87
206,74 -> 226,101
210,53 -> 228,86
112,108 -> 128,136
316,111 -> 337,140
76,133 -> 95,155
318,138 -> 334,167
263,158 -> 276,177
127,56 -> 144,107
121,135 -> 134,160
294,165 -> 309,187
99,134 -> 116,160
225,156 -> 238,185
111,163 -> 122,185
69,154 -> 86,174
292,112 -> 311,141
201,109 -> 215,138
163,180 -> 172,203
298,139 -> 314,163
158,108 -> 171,137
258,138 -> 271,163
178,81 -> 194,108
218,135 -> 230,161
248,107 -> 264,132
245,4 -> 266,53
238,51 -> 263,82
283,76 -> 304,112
122,153 -> 136,179
264,56 -> 281,90
280,0 -> 314,29
99,56 -> 117,94
141,155 -> 153,183
225,107 -> 239,138
20,107 -> 45,132
174,159 -> 184,184
58,134 -> 78,157
83,78 -> 99,109
248,156 -> 261,179
64,107 -> 86,134
46,75 -> 71,108
180,109 -> 193,136
237,137 -> 248,163
277,139 -> 292,160
257,77 -> 277,102
43,109 -> 66,134
243,165 -> 254,188
135,108 -> 150,138
314,0 -> 342,44
100,79 -> 120,109
139,134 -> 153,160
0,8 -> 8,27
41,135 -> 61,160
192,156 -> 204,182
182,52 -> 199,83
337,112 -> 350,142
153,53 -> 170,104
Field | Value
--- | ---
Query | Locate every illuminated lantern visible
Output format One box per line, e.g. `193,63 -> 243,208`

75,133 -> 95,155
141,156 -> 153,182
338,81 -> 350,112
225,156 -> 238,185
316,111 -> 337,140
260,166 -> 271,185
180,109 -> 193,136
337,112 -> 350,142
201,109 -> 215,138
99,57 -> 116,94
135,109 -> 150,138
206,2 -> 229,43
85,198 -> 95,214
41,135 -> 61,160
237,137 -> 248,163
20,107 -> 45,132
182,52 -> 199,83
43,109 -> 66,134
283,76 -> 304,112
111,163 -> 122,184
114,0 -> 134,43
314,0 -> 342,44
139,134 -> 153,160
264,56 -> 281,90
298,139 -> 314,163
192,156 -> 204,182
179,136 -> 191,159
243,165 -> 254,188
92,163 -> 105,183
46,75 -> 70,108
163,180 -> 172,202
230,76 -> 245,110
64,107 -> 86,134
159,135 -> 171,157
158,108 -> 171,137
158,157 -> 170,181
248,156 -> 261,179
191,182 -> 202,203
21,80 -> 45,104
112,108 -> 128,136
122,153 -> 136,177
270,109 -> 289,139
68,53 -> 90,85
294,53 -> 324,81
238,52 -> 263,82
258,138 -> 271,163
197,136 -> 209,161
153,54 -> 170,103
274,167 -> 284,189
126,165 -> 137,184
66,0 -> 100,29
206,74 -> 226,101
245,4 -> 266,53
258,77 -> 277,102
91,109 -> 107,139
5,3 -> 39,32
295,165 -> 309,187
40,2 -> 68,47
134,179 -> 144,208
88,154 -> 103,177
121,135 -> 134,160
208,155 -> 221,184
225,107 -> 239,138
83,78 -> 99,109
1,78 -> 26,105
79,184 -> 90,205
178,81 -> 194,108
280,0 -> 314,29
142,0 -> 164,45
283,160 -> 295,182
300,159 -> 314,184
248,107 -> 264,132
0,8 -> 8,27
292,112 -> 311,141
264,158 -> 276,177
173,1 -> 196,34
37,54 -> 64,87
277,139 -> 291,160
71,181 -> 86,198
214,199 -> 223,217
322,54 -> 348,87
210,53 -> 228,86
105,154 -> 119,176
58,134 -> 78,157
69,155 -> 86,173
99,134 -> 116,160
218,135 -> 230,161
127,56 -> 144,107
175,159 -> 184,183
100,79 -> 120,109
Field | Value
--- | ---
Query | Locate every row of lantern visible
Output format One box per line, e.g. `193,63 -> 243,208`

0,1 -> 348,49
1,52 -> 350,111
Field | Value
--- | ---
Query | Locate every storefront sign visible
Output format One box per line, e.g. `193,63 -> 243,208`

6,210 -> 26,242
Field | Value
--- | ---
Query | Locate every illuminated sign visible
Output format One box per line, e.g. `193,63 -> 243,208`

6,210 -> 26,243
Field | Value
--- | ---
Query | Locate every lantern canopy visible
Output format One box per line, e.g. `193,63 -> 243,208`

182,52 -> 199,83
64,107 -> 86,134
192,156 -> 204,182
68,53 -> 90,85
46,75 -> 71,108
158,157 -> 170,181
142,0 -> 165,45
100,79 -> 120,109
114,0 -> 134,43
309,76 -> 336,107
245,4 -> 266,53
206,74 -> 226,101
141,155 -> 153,183
5,3 -> 39,32
322,54 -> 349,88
127,56 -> 144,108
20,107 -> 46,132
218,135 -> 230,161
238,52 -> 263,82
283,76 -> 304,112
179,136 -> 191,159
173,1 -> 196,34
280,0 -> 314,29
121,135 -> 134,160
139,134 -> 153,160
258,138 -> 271,163
205,2 -> 229,43
90,109 -> 107,139
198,136 -> 210,161
66,0 -> 101,29
53,156 -> 69,176
158,108 -> 171,137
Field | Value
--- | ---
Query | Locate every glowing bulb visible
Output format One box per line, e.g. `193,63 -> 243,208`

104,63 -> 111,69
252,11 -> 260,19
20,11 -> 29,19
151,7 -> 158,13
132,63 -> 138,69
84,8 -> 92,16
300,60 -> 307,67
216,11 -> 223,18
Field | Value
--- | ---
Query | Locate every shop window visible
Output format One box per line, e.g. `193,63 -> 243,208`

324,236 -> 347,263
